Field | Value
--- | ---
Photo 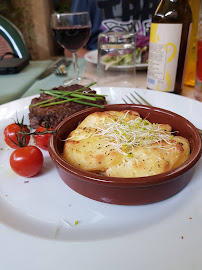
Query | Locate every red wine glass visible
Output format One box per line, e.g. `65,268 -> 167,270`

51,12 -> 92,85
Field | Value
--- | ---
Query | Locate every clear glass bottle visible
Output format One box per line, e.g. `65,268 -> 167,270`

146,0 -> 192,94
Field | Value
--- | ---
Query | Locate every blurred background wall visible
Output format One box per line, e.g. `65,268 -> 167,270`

0,0 -> 72,60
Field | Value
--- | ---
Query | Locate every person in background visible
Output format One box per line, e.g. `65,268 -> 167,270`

66,0 -> 160,62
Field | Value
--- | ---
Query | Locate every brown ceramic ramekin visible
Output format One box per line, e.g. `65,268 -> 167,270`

48,104 -> 202,205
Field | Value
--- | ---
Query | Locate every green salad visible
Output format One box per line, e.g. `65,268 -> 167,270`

102,52 -> 133,70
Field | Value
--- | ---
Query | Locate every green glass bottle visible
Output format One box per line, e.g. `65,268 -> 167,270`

147,0 -> 192,94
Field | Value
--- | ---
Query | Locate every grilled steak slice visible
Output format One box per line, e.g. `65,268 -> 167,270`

29,84 -> 107,129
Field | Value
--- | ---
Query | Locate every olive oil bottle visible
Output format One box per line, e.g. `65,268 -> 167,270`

147,0 -> 192,94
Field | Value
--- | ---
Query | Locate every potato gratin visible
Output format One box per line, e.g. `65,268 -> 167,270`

63,110 -> 190,178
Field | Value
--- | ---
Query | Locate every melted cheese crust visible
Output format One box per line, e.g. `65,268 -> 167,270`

63,111 -> 190,178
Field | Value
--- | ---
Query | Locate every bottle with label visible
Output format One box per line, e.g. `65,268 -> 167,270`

146,0 -> 192,94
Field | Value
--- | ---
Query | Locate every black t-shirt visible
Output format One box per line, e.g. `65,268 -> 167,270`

71,0 -> 160,50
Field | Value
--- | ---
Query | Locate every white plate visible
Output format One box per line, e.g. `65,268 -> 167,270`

84,49 -> 148,70
84,49 -> 98,64
0,88 -> 202,270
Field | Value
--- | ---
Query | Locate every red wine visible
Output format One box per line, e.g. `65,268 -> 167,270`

52,26 -> 91,52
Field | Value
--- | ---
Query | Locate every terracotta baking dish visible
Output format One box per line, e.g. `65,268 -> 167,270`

48,104 -> 202,205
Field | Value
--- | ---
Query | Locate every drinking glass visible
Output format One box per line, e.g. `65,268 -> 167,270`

51,12 -> 92,86
97,32 -> 136,87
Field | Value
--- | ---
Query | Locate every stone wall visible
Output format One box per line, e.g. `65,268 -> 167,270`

1,0 -> 61,60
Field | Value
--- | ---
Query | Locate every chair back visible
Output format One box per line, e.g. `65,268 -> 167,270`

0,15 -> 30,59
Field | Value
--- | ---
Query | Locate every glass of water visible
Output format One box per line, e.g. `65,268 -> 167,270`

97,32 -> 136,87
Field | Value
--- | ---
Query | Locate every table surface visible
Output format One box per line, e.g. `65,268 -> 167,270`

22,58 -> 86,99
0,60 -> 53,104
0,58 -> 197,105
83,62 -> 196,100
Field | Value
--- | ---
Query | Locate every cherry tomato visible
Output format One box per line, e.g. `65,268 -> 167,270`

4,123 -> 30,149
34,126 -> 54,150
10,146 -> 43,177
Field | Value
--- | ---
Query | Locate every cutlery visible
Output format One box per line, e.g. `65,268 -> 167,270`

55,64 -> 67,76
37,58 -> 71,80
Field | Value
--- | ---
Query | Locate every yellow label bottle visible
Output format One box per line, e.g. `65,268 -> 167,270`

146,0 -> 192,94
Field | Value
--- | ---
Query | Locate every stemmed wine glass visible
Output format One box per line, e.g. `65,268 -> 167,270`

51,12 -> 92,86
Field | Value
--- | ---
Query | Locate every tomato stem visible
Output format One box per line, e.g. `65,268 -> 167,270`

8,115 -> 56,148
17,130 -> 56,136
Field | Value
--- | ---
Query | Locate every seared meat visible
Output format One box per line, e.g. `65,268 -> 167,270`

29,84 -> 106,128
